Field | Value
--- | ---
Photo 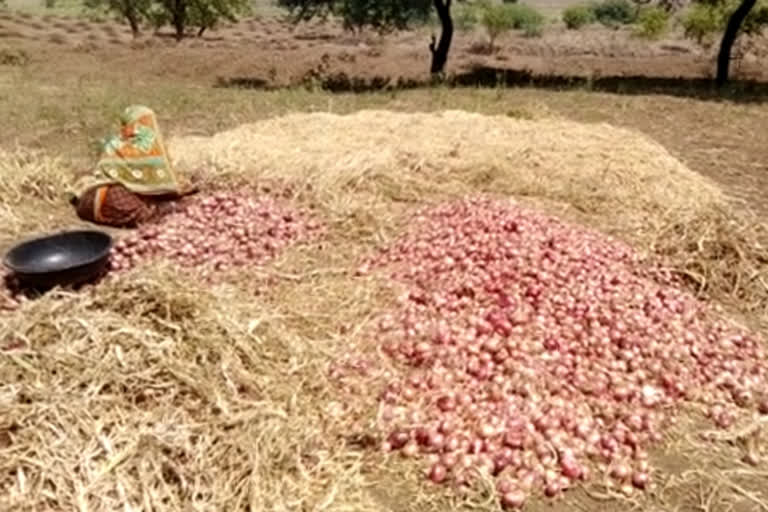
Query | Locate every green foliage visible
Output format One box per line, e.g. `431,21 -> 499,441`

681,0 -> 768,45
633,5 -> 669,38
83,0 -> 153,34
454,3 -> 480,31
512,4 -> 545,36
277,0 -> 434,33
481,2 -> 516,46
591,0 -> 637,27
680,2 -> 720,42
739,0 -> 768,33
481,2 -> 544,46
562,4 -> 595,29
86,0 -> 250,38
187,0 -> 251,34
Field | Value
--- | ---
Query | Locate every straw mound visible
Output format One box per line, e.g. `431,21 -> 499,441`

169,110 -> 724,235
0,110 -> 766,511
0,265 -> 400,511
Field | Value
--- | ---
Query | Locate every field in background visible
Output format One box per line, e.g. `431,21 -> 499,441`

6,0 -> 284,17
5,0 -> 590,17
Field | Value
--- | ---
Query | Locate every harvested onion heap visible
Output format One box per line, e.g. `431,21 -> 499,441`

109,189 -> 323,275
346,197 -> 768,508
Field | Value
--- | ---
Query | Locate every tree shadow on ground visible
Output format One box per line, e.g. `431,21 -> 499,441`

215,64 -> 768,104
450,65 -> 768,104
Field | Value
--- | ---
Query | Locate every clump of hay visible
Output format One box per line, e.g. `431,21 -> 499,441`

0,264 -> 409,511
48,32 -> 71,45
170,110 -> 723,231
0,110 -> 766,511
0,46 -> 28,66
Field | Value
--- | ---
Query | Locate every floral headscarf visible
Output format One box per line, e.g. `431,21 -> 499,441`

74,105 -> 181,197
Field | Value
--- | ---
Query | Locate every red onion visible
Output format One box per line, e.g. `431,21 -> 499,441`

101,187 -> 323,279
429,463 -> 448,483
632,471 -> 650,489
322,196 -> 768,505
500,489 -> 526,509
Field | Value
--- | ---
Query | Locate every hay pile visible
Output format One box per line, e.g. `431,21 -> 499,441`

0,110 -> 766,511
170,110 -> 724,234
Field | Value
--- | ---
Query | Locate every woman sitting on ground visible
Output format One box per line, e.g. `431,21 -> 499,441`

70,105 -> 197,228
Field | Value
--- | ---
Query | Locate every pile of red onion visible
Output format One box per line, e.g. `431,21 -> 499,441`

109,189 -> 322,276
0,189 -> 323,310
338,196 -> 768,508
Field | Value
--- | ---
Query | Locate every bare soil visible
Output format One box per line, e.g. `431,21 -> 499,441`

1,11 -> 768,84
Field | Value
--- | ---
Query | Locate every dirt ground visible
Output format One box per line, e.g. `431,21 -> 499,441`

1,9 -> 768,83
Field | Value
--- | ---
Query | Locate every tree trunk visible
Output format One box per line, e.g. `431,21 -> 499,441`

716,0 -> 757,87
429,0 -> 453,74
197,25 -> 207,37
173,0 -> 187,41
126,10 -> 141,37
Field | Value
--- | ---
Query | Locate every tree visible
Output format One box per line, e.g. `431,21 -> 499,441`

482,3 -> 515,51
277,0 -> 459,75
680,0 -> 768,85
716,0 -> 768,85
151,0 -> 250,40
157,0 -> 189,40
717,0 -> 756,85
188,0 -> 243,36
84,0 -> 152,37
87,0 -> 249,40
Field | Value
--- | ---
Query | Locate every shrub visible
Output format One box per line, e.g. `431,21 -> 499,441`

591,0 -> 637,27
680,3 -> 723,43
634,6 -> 669,38
481,2 -> 546,48
506,4 -> 545,31
512,4 -> 545,36
481,3 -> 516,48
562,4 -> 595,29
454,3 -> 480,31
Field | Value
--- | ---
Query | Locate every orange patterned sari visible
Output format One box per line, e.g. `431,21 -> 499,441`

71,105 -> 188,227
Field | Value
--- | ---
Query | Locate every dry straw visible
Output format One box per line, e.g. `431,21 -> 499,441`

0,110 -> 766,511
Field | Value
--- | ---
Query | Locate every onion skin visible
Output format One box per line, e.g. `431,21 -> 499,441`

357,199 -> 766,502
101,188 -> 323,280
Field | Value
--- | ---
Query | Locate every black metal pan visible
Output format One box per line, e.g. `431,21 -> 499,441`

3,230 -> 113,291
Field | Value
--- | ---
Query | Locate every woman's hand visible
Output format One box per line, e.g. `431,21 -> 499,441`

179,184 -> 200,197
